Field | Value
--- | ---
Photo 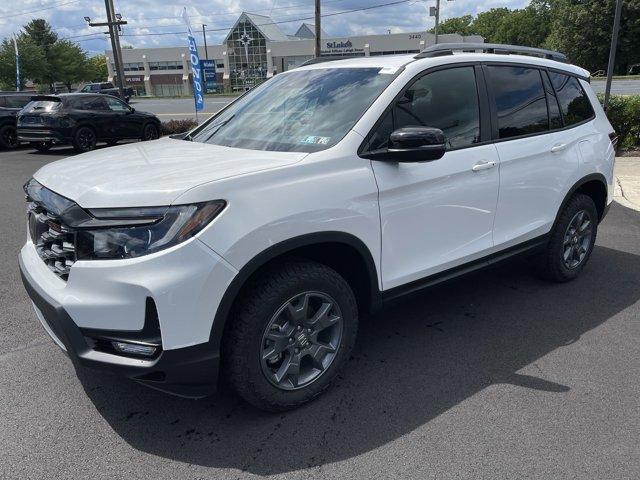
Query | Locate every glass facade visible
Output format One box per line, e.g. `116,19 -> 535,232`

227,20 -> 268,91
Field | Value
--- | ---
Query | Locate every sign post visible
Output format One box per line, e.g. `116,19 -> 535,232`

13,34 -> 20,91
181,8 -> 205,121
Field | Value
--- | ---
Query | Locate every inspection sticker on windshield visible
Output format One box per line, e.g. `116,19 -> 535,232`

300,135 -> 331,145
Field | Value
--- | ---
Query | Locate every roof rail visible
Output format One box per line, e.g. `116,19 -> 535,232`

299,55 -> 359,67
415,43 -> 567,63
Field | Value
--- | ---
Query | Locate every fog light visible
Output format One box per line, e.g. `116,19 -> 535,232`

112,341 -> 158,357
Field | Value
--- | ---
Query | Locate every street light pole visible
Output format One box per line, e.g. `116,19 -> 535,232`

202,24 -> 209,60
315,0 -> 321,58
604,0 -> 623,112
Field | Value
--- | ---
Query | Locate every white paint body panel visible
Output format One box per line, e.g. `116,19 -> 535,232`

21,54 -> 613,353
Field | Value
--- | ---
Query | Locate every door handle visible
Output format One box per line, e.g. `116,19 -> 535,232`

472,160 -> 496,172
551,143 -> 568,153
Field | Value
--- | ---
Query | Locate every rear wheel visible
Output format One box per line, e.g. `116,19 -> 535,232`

73,126 -> 97,153
31,141 -> 52,152
537,193 -> 598,282
141,123 -> 159,141
224,260 -> 358,411
0,125 -> 18,149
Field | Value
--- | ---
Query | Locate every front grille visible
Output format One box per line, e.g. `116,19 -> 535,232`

27,201 -> 76,280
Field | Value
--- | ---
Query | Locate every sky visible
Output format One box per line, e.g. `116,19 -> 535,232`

0,0 -> 529,55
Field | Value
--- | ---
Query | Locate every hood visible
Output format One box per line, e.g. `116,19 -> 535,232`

33,138 -> 307,208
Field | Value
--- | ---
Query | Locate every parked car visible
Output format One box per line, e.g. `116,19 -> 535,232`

0,92 -> 33,149
16,93 -> 161,152
19,44 -> 616,411
78,82 -> 134,102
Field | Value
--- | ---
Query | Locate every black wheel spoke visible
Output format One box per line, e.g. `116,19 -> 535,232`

562,209 -> 593,270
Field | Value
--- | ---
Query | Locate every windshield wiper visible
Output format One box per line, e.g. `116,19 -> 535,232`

202,115 -> 236,143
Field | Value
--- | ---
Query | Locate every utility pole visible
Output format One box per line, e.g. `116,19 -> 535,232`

86,0 -> 127,97
434,0 -> 440,44
604,0 -> 623,112
202,24 -> 209,60
315,0 -> 321,58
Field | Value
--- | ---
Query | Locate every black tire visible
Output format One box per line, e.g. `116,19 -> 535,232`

31,141 -> 52,152
537,193 -> 598,282
0,124 -> 18,149
73,126 -> 97,153
224,260 -> 358,411
141,123 -> 159,141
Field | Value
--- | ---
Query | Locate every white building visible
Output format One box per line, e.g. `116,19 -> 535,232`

106,12 -> 483,96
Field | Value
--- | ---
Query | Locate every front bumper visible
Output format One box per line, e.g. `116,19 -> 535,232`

19,237 -> 238,397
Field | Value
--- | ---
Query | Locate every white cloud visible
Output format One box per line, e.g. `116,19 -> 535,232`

0,0 -> 529,54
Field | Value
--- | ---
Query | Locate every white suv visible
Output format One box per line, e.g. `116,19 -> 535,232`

20,44 -> 616,411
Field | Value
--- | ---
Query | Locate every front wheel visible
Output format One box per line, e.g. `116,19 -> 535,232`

0,125 -> 18,149
537,193 -> 598,282
141,123 -> 159,141
224,260 -> 358,411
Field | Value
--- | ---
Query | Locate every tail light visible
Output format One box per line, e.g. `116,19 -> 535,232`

609,132 -> 618,150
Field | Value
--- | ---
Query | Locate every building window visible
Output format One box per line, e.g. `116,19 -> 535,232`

148,61 -> 183,71
123,62 -> 144,71
227,20 -> 268,91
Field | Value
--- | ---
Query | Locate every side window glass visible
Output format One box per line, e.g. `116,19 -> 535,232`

548,72 -> 594,126
393,66 -> 480,149
83,97 -> 108,111
365,110 -> 394,152
542,72 -> 563,130
105,97 -> 129,112
488,66 -> 548,139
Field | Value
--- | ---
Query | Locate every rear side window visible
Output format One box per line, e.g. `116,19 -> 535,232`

393,66 -> 480,149
487,66 -> 548,139
541,72 -> 563,130
22,101 -> 61,113
548,72 -> 594,126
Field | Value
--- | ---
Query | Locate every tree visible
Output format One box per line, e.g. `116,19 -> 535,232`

0,36 -> 46,90
85,55 -> 108,83
22,19 -> 58,88
49,40 -> 90,91
470,8 -> 512,42
491,3 -> 551,48
429,15 -> 474,36
547,0 -> 640,73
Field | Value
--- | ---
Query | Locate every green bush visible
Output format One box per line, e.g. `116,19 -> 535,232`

599,94 -> 640,150
161,119 -> 198,136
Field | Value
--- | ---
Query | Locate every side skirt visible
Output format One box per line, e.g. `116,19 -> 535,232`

382,234 -> 549,302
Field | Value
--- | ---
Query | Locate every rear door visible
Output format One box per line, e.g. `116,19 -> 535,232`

78,96 -> 115,139
485,64 -> 581,249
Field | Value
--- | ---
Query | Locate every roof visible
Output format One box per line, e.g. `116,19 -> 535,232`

224,12 -> 289,43
294,23 -> 328,39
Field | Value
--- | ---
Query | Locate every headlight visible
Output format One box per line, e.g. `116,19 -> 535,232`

76,200 -> 226,260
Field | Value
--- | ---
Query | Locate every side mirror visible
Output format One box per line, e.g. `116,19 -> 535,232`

363,127 -> 446,162
127,107 -> 135,114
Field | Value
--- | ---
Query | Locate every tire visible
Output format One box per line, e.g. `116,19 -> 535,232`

537,193 -> 598,282
224,260 -> 358,411
72,126 -> 97,153
0,125 -> 18,149
141,123 -> 159,141
31,141 -> 52,152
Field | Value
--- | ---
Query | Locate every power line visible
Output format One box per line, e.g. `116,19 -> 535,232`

2,0 -> 82,19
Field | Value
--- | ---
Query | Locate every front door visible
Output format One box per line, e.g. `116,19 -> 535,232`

368,65 -> 500,290
104,96 -> 138,138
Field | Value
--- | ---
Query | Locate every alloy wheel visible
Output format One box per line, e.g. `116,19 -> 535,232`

563,209 -> 593,269
78,128 -> 96,150
144,125 -> 158,140
2,127 -> 18,148
260,291 -> 343,390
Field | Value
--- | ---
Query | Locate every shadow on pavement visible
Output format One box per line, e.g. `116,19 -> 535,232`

78,225 -> 640,475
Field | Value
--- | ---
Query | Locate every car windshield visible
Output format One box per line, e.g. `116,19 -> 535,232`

21,100 -> 61,113
190,67 -> 396,153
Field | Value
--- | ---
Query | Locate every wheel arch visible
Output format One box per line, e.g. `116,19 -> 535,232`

556,173 -> 608,227
209,231 -> 382,352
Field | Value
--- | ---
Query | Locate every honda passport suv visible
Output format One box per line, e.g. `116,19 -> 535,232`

19,44 -> 616,411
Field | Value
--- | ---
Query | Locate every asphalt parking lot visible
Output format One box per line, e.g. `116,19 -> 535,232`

1,146 -> 640,479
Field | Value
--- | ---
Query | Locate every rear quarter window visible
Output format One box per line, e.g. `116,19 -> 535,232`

548,72 -> 594,126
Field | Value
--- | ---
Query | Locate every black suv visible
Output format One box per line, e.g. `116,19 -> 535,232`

0,92 -> 33,149
78,82 -> 134,102
17,93 -> 161,153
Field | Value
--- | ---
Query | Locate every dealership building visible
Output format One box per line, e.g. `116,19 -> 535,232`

106,12 -> 483,96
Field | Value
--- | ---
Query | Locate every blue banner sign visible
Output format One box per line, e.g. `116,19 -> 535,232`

200,59 -> 217,93
181,8 -> 204,112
